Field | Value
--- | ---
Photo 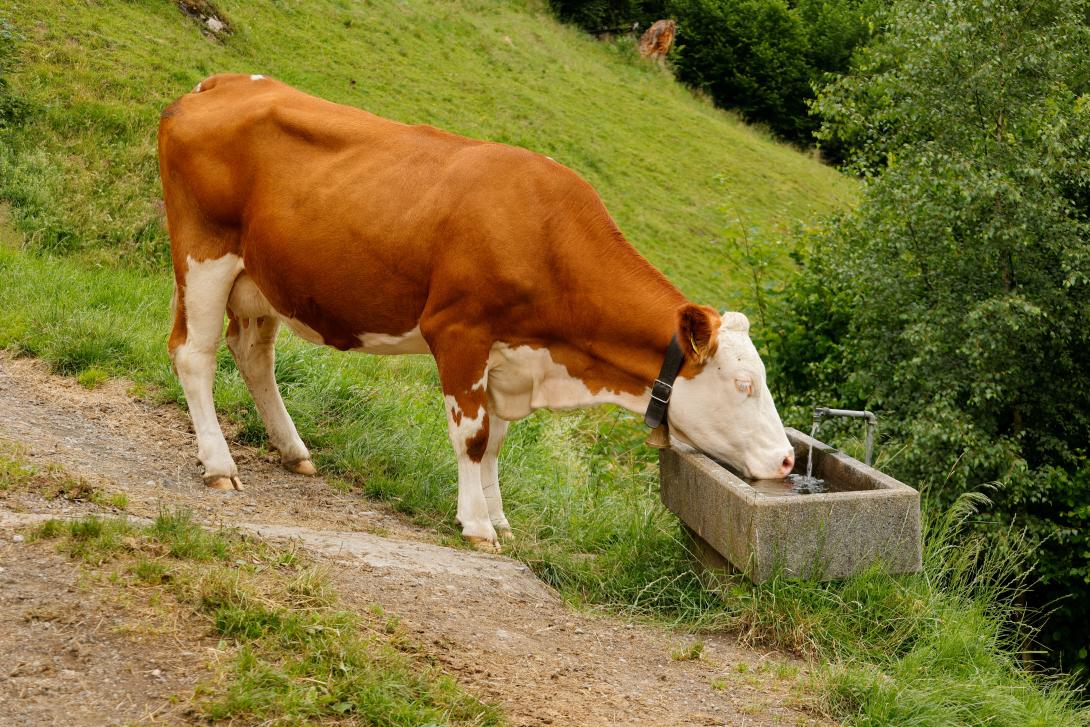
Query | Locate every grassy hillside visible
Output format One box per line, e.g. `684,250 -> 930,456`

0,0 -> 850,306
1,2 -> 1085,725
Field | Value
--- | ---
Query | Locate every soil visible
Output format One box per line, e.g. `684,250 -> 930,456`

0,354 -> 832,726
0,531 -> 212,726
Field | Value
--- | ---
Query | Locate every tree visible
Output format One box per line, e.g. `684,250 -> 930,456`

670,0 -> 815,141
550,0 -> 877,147
769,0 -> 1090,675
547,0 -> 668,32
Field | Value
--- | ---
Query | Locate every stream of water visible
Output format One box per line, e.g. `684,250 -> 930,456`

786,419 -> 826,492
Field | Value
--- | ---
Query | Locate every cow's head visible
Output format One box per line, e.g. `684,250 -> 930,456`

666,304 -> 794,480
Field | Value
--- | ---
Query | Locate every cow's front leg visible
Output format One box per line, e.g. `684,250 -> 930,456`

429,332 -> 500,550
481,412 -> 512,539
445,392 -> 498,550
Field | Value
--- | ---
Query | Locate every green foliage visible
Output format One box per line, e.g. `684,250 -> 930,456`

733,493 -> 1088,725
548,0 -> 667,31
551,0 -> 877,145
670,0 -> 817,142
773,0 -> 1090,676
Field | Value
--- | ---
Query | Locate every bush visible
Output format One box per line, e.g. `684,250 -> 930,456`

550,0 -> 877,146
548,0 -> 668,31
772,0 -> 1090,676
670,0 -> 815,141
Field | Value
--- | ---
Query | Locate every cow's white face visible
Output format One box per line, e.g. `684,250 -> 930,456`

667,309 -> 794,480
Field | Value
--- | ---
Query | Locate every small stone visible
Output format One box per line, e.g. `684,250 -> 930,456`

206,16 -> 226,33
150,668 -> 162,678
12,534 -> 25,543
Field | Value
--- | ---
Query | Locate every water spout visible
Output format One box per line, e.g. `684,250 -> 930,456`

812,407 -> 878,466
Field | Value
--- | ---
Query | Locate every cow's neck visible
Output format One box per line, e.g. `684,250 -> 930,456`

550,256 -> 690,415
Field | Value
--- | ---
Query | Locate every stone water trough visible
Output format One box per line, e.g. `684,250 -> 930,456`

660,427 -> 921,583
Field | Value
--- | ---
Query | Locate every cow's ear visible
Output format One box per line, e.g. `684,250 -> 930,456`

677,304 -> 721,365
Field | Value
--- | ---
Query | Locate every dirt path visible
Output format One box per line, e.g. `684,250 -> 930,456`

0,355 -> 829,726
0,526 -> 211,726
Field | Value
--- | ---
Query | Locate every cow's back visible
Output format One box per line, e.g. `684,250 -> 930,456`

159,74 -> 653,349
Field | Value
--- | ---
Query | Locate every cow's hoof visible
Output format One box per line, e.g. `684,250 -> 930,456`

284,458 -> 317,476
465,535 -> 502,553
497,527 -> 515,542
205,475 -> 243,491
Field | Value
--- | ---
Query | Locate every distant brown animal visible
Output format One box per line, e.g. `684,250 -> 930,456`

157,74 -> 794,549
638,19 -> 677,62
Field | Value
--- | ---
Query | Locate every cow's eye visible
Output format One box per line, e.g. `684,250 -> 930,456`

734,377 -> 754,396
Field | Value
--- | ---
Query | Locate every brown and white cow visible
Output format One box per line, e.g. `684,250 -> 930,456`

158,74 -> 794,548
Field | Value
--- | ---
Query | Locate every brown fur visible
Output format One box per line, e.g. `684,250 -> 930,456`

159,74 -> 717,461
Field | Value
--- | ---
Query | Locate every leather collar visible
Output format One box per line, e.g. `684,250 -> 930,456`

644,335 -> 684,429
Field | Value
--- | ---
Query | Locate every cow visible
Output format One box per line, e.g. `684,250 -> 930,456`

158,74 -> 795,549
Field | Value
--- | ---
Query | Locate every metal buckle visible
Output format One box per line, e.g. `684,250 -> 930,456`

650,378 -> 672,405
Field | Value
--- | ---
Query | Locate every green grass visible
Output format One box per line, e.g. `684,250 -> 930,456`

0,0 -> 851,304
32,510 -> 502,725
0,1 -> 1085,724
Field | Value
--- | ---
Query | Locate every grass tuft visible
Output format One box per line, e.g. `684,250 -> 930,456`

150,509 -> 233,561
34,515 -> 137,564
671,640 -> 705,661
129,556 -> 170,585
75,366 -> 109,389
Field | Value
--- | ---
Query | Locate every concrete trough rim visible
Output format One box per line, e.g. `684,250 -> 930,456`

659,427 -> 923,582
681,430 -> 915,506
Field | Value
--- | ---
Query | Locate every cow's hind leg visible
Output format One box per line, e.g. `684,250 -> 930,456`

225,281 -> 314,475
481,411 -> 512,539
169,254 -> 243,491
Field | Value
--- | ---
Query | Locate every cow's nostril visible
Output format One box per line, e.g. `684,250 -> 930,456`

780,453 -> 795,476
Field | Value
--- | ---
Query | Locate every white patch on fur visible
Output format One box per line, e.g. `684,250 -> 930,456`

353,326 -> 429,355
444,397 -> 494,541
667,317 -> 792,480
227,272 -> 273,318
480,415 -> 510,531
224,271 -> 325,345
485,343 -> 646,420
250,74 -> 265,81
226,316 -> 310,464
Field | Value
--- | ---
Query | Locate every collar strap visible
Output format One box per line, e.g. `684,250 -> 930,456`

644,335 -> 685,429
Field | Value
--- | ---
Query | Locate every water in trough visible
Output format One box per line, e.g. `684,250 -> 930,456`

742,420 -> 873,497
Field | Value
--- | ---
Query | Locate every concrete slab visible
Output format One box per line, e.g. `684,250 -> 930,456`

660,427 -> 921,583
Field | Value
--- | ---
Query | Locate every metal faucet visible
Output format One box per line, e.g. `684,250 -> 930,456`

813,407 -> 877,466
